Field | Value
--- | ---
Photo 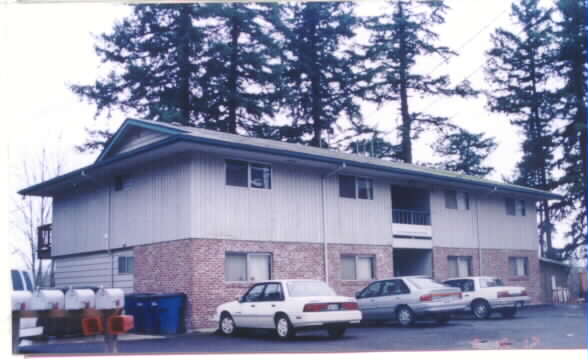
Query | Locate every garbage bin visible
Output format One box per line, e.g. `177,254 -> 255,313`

152,293 -> 187,335
124,293 -> 157,334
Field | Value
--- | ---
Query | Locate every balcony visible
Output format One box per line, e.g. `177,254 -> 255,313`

392,209 -> 431,226
37,224 -> 52,259
391,185 -> 432,239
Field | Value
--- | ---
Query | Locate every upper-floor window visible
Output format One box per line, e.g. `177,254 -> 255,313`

509,257 -> 528,277
444,190 -> 458,209
463,192 -> 470,210
225,160 -> 271,190
517,200 -> 526,216
339,175 -> 373,200
505,198 -> 516,216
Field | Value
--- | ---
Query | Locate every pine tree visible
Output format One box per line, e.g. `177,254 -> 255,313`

279,2 -> 362,148
427,128 -> 497,177
485,0 -> 559,256
553,0 -> 587,258
361,0 -> 476,164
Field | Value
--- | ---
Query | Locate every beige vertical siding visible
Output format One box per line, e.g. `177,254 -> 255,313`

430,189 -> 477,249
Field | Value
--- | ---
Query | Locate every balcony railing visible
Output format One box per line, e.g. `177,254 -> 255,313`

37,224 -> 52,259
392,209 -> 431,226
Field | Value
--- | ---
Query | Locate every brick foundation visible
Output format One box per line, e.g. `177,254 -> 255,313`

134,238 -> 393,329
433,247 -> 541,304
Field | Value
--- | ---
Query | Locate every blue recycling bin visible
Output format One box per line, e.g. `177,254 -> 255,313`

153,293 -> 187,334
124,293 -> 157,334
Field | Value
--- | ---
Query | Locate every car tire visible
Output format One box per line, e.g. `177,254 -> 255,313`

434,314 -> 450,325
396,306 -> 415,327
327,326 -> 347,339
500,307 -> 517,319
219,313 -> 238,336
275,314 -> 295,340
472,300 -> 491,320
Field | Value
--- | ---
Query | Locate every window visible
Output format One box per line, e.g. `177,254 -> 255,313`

339,175 -> 374,200
225,252 -> 271,282
479,277 -> 505,288
22,272 -> 33,291
505,198 -> 516,216
118,256 -> 134,274
341,255 -> 375,280
509,257 -> 528,277
225,160 -> 271,189
464,192 -> 470,210
358,281 -> 382,298
11,270 -> 24,291
444,190 -> 458,209
262,283 -> 284,301
518,200 -> 526,216
381,280 -> 410,295
448,256 -> 472,277
114,176 -> 124,191
243,283 -> 266,302
444,279 -> 475,292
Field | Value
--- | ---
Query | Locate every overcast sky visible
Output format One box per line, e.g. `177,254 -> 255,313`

1,0 -> 570,268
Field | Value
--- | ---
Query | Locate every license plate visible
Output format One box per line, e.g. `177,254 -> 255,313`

328,304 -> 339,311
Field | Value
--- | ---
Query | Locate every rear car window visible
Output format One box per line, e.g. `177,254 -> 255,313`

480,278 -> 504,288
406,278 -> 446,289
287,281 -> 336,297
11,270 -> 24,291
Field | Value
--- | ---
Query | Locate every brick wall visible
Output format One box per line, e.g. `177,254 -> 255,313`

134,238 -> 394,329
432,247 -> 541,304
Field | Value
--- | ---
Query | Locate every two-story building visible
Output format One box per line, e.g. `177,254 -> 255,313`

20,119 -> 560,329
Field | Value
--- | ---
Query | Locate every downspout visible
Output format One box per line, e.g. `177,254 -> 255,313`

321,163 -> 346,285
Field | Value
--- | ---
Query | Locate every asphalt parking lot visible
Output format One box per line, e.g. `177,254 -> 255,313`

19,304 -> 586,355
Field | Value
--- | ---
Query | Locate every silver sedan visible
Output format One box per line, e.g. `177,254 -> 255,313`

356,277 -> 465,326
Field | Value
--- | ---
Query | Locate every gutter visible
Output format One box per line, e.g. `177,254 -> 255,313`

321,163 -> 347,285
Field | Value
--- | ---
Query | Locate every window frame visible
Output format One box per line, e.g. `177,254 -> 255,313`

444,190 -> 458,209
464,192 -> 470,210
224,252 -> 272,282
225,159 -> 272,190
509,257 -> 529,277
341,254 -> 376,281
118,256 -> 134,274
518,200 -> 526,216
505,198 -> 516,216
447,256 -> 473,277
338,175 -> 374,200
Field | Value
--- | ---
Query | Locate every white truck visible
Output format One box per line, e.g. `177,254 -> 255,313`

443,276 -> 530,319
11,269 -> 44,340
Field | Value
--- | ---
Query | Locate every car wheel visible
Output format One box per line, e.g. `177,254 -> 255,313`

396,306 -> 415,327
500,307 -> 517,319
275,314 -> 295,340
472,300 -> 491,320
219,313 -> 238,336
434,314 -> 450,325
327,326 -> 346,339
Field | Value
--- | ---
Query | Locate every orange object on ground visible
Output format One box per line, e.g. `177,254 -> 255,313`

82,317 -> 104,336
107,315 -> 134,335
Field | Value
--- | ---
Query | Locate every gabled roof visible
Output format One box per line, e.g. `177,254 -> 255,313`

19,118 -> 563,200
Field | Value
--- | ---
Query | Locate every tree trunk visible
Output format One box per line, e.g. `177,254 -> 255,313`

398,2 -> 412,163
308,7 -> 323,148
177,6 -> 192,125
227,6 -> 240,134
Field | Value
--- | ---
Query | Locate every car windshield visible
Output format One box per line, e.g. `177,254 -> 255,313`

286,281 -> 336,297
406,278 -> 446,289
480,278 -> 504,288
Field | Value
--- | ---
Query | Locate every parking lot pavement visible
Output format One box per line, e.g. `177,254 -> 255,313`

19,305 -> 586,355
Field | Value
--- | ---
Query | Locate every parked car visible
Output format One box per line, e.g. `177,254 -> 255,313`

11,268 -> 43,340
213,279 -> 362,339
443,276 -> 530,319
355,276 -> 464,326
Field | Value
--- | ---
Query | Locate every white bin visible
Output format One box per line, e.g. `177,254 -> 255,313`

11,291 -> 32,311
31,290 -> 65,311
65,289 -> 96,310
96,288 -> 125,310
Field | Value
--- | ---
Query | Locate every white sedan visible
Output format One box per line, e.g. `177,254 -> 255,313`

443,276 -> 530,319
213,279 -> 362,339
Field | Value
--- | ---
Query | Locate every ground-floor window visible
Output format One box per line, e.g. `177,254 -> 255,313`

509,256 -> 528,276
447,256 -> 472,277
341,255 -> 375,280
118,256 -> 134,274
225,252 -> 271,282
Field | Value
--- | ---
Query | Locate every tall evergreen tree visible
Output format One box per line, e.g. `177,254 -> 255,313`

280,2 -> 362,148
427,128 -> 497,177
553,0 -> 587,258
485,0 -> 559,256
361,0 -> 476,164
72,3 -> 284,151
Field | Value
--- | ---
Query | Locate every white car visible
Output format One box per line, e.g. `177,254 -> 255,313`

443,276 -> 530,319
213,279 -> 362,339
11,269 -> 44,340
